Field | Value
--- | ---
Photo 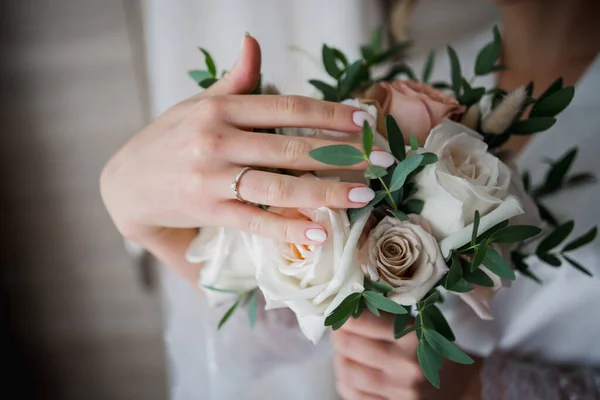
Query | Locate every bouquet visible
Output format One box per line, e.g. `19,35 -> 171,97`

186,27 -> 597,387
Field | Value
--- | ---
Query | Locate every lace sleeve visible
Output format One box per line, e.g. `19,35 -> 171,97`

481,352 -> 600,400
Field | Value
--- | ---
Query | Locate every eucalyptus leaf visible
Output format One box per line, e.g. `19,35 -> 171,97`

475,220 -> 509,243
366,301 -> 380,317
419,153 -> 438,166
201,284 -> 240,294
510,117 -> 556,135
309,144 -> 364,166
464,268 -> 495,287
471,210 -> 481,246
199,48 -> 217,77
370,41 -> 412,65
308,79 -> 340,102
537,220 -> 574,254
538,77 -> 564,100
418,340 -> 441,388
188,70 -> 213,83
530,87 -> 575,118
537,201 -> 559,226
389,155 -> 424,191
474,38 -> 501,76
489,225 -> 542,243
331,313 -> 351,330
388,209 -> 409,221
352,298 -> 366,319
447,46 -> 462,94
424,330 -> 474,364
394,323 -> 420,340
386,114 -> 406,161
370,27 -> 383,54
432,82 -> 451,90
199,78 -> 218,88
322,45 -> 343,79
566,173 -> 597,188
393,313 -> 411,338
363,291 -> 407,314
379,64 -> 416,82
217,299 -> 240,330
483,247 -> 516,280
403,199 -> 424,214
362,121 -> 374,156
422,306 -> 455,341
540,148 -> 578,194
324,292 -> 362,326
445,253 -> 463,289
410,134 -> 419,150
331,47 -> 349,67
365,279 -> 393,294
563,227 -> 598,252
364,165 -> 388,179
347,190 -> 387,222
419,291 -> 441,309
538,253 -> 562,267
562,254 -> 593,277
340,60 -> 365,97
470,243 -> 488,271
422,50 -> 435,83
448,278 -> 474,293
512,252 -> 542,284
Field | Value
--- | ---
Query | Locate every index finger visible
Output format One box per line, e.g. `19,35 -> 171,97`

204,94 -> 376,132
340,312 -> 398,342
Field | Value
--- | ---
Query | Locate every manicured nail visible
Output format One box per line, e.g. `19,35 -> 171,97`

349,187 -> 376,203
305,228 -> 327,243
352,111 -> 376,128
370,151 -> 395,168
241,32 -> 251,48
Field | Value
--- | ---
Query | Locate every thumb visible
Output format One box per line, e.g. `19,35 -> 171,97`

204,33 -> 262,97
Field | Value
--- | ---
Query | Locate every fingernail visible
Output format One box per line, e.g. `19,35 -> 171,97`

305,228 -> 327,243
348,187 -> 376,203
352,111 -> 376,128
240,32 -> 251,49
370,151 -> 395,168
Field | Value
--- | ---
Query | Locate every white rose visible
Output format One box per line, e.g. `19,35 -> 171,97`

186,227 -> 259,307
414,119 -> 525,255
255,207 -> 370,344
363,215 -> 449,305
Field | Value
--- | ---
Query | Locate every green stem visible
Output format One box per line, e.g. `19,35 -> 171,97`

365,156 -> 398,210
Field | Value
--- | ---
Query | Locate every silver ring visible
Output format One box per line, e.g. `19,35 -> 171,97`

230,167 -> 253,202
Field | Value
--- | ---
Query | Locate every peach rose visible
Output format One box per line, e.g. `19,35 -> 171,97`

362,80 -> 465,143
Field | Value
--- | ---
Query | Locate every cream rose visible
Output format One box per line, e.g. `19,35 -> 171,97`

363,215 -> 448,306
186,227 -> 259,307
255,207 -> 370,344
362,80 -> 465,143
413,119 -> 526,255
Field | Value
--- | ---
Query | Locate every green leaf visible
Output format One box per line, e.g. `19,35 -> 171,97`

188,70 -> 213,83
471,210 -> 481,246
370,41 -> 412,65
511,252 -> 542,284
370,27 -> 383,54
424,330 -> 474,364
365,279 -> 393,294
539,77 -> 564,100
379,64 -> 416,82
199,48 -> 217,77
365,300 -> 380,317
325,293 -> 362,326
309,144 -> 364,166
542,148 -> 578,193
363,292 -> 407,314
475,220 -> 509,243
418,340 -> 441,388
217,299 -> 240,329
422,50 -> 435,83
419,153 -> 438,166
563,254 -> 593,277
403,199 -> 424,214
537,201 -> 559,226
448,278 -> 475,293
386,114 -> 406,161
460,86 -> 486,107
360,45 -> 374,61
199,78 -> 218,88
331,313 -> 351,330
389,155 -> 424,191
489,225 -> 543,243
347,190 -> 387,222
566,173 -> 597,188
395,323 -> 420,340
331,47 -> 349,67
447,46 -> 462,94
474,26 -> 502,76
530,87 -> 575,118
510,117 -> 557,135
201,284 -> 240,294
388,209 -> 409,221
432,81 -> 451,90
393,313 -> 411,337
352,298 -> 366,319
410,134 -> 419,150
483,247 -> 516,280
538,253 -> 562,267
419,291 -> 441,309
422,306 -> 455,341
537,220 -> 574,254
308,79 -> 340,102
364,165 -> 388,179
340,60 -> 365,97
464,269 -> 495,287
445,253 -> 463,289
247,291 -> 258,328
471,243 -> 488,271
563,227 -> 598,252
362,121 -> 374,157
322,45 -> 344,79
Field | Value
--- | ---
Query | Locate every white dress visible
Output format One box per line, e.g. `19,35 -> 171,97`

143,1 -> 600,398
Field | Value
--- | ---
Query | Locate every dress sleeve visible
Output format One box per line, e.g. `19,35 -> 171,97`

481,352 -> 600,400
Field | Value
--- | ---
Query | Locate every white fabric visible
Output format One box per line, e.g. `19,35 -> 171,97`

144,1 -> 600,399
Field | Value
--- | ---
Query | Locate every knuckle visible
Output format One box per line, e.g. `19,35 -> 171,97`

321,184 -> 339,206
281,138 -> 311,163
247,214 -> 265,234
280,223 -> 294,242
276,95 -> 303,116
265,178 -> 287,202
188,131 -> 225,162
197,96 -> 227,119
323,102 -> 339,122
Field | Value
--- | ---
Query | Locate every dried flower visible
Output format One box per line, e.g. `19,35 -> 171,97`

481,86 -> 527,135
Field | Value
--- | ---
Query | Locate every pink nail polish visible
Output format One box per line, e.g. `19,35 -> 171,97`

305,228 -> 327,243
352,111 -> 376,128
370,151 -> 395,168
348,187 -> 376,203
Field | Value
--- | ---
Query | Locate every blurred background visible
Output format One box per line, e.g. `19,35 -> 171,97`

0,1 -> 166,399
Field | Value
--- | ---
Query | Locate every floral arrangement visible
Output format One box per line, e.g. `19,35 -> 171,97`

186,27 -> 597,387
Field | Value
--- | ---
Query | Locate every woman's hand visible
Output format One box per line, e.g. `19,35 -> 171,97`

100,34 -> 392,281
331,312 -> 424,400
